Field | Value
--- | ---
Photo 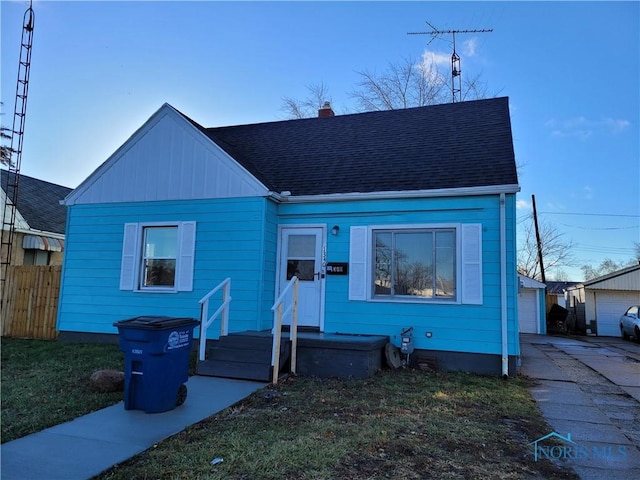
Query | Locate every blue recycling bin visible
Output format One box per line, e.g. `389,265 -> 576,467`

113,316 -> 199,413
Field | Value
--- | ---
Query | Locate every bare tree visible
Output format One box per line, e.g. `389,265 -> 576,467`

281,82 -> 332,119
350,56 -> 491,111
581,255 -> 638,281
552,269 -> 571,282
349,56 -> 449,111
281,55 -> 492,118
517,215 -> 575,281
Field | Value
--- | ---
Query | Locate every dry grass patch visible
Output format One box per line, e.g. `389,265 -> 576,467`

97,369 -> 578,480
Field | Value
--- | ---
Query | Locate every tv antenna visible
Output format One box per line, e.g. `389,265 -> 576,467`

1,1 -> 35,296
408,21 -> 492,103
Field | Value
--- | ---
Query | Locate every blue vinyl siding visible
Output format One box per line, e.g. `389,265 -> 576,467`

57,197 -> 274,338
278,194 -> 519,356
58,192 -> 519,358
257,200 -> 279,330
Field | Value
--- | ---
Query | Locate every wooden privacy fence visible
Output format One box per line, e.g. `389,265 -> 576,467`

1,265 -> 61,340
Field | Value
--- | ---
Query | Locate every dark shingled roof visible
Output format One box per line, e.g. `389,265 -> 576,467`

193,97 -> 518,196
546,281 -> 580,294
1,170 -> 73,234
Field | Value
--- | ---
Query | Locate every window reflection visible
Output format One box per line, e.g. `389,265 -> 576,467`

374,229 -> 455,299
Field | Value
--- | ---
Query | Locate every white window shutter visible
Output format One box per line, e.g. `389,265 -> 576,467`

176,221 -> 196,292
461,223 -> 483,305
120,223 -> 139,290
349,226 -> 368,301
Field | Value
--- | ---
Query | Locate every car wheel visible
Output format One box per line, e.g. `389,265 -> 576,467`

621,325 -> 629,340
635,326 -> 640,344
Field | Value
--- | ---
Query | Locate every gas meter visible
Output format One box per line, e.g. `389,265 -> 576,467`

400,327 -> 414,355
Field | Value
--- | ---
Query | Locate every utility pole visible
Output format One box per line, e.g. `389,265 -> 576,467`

531,194 -> 546,283
408,21 -> 492,103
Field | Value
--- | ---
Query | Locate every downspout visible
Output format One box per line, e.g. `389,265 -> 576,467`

500,193 -> 509,378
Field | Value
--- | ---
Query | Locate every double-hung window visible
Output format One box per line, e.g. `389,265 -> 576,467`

120,221 -> 196,292
141,226 -> 178,287
373,229 -> 455,299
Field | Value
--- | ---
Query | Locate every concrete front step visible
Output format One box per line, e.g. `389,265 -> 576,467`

196,332 -> 290,382
196,358 -> 273,382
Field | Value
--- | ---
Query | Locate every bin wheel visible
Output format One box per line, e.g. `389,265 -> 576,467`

176,384 -> 188,406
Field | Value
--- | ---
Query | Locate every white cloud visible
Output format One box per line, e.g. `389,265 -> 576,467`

421,49 -> 451,68
545,116 -> 630,139
463,38 -> 477,57
603,117 -> 630,133
516,199 -> 531,210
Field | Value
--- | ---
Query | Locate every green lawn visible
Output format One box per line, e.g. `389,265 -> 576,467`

1,338 -> 124,443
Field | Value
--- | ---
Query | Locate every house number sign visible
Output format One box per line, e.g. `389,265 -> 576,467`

326,262 -> 348,275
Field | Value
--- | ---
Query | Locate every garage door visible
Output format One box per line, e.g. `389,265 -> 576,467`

519,289 -> 539,334
595,291 -> 640,337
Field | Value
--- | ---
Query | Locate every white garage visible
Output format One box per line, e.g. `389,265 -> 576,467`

594,291 -> 640,336
518,275 -> 546,334
566,264 -> 640,337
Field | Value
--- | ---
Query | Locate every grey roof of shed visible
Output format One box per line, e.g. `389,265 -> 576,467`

189,97 -> 518,196
582,264 -> 640,287
1,170 -> 73,234
546,281 -> 580,295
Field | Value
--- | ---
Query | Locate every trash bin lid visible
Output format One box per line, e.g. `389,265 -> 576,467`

113,316 -> 199,329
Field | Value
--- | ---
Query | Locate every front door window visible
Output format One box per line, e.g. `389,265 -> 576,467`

286,234 -> 316,281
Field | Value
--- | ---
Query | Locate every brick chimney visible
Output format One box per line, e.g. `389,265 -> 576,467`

318,101 -> 335,118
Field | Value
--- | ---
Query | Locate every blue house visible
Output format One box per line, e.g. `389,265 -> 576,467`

57,97 -> 521,378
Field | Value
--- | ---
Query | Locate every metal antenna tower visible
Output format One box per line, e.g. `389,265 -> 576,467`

1,1 -> 35,296
408,21 -> 492,103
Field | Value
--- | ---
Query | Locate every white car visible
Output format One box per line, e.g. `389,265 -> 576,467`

620,305 -> 640,342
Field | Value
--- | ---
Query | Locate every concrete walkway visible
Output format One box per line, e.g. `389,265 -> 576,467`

519,334 -> 640,480
0,376 -> 265,480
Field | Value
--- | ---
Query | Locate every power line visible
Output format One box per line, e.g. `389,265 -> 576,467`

558,223 -> 639,231
539,212 -> 640,218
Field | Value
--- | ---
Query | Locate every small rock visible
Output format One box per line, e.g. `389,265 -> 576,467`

90,369 -> 124,393
259,390 -> 281,400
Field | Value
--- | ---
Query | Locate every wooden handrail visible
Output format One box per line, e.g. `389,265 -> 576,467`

198,278 -> 231,361
270,276 -> 299,384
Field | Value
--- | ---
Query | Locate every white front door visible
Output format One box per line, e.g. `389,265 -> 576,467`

278,227 -> 324,328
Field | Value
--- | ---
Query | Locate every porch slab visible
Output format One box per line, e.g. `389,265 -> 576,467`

294,333 -> 390,379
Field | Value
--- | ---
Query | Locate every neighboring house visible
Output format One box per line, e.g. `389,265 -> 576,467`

518,275 -> 546,334
546,281 -> 579,309
1,170 -> 72,266
57,97 -> 521,376
566,264 -> 640,336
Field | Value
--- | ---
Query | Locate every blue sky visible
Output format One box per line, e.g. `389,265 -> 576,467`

1,0 -> 638,280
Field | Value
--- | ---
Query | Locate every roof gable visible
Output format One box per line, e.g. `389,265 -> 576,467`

203,97 -> 519,196
519,274 -> 546,289
64,104 -> 269,206
582,264 -> 640,290
1,170 -> 72,234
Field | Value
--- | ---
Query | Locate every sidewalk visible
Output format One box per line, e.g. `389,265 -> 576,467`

0,376 -> 265,480
519,334 -> 640,480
